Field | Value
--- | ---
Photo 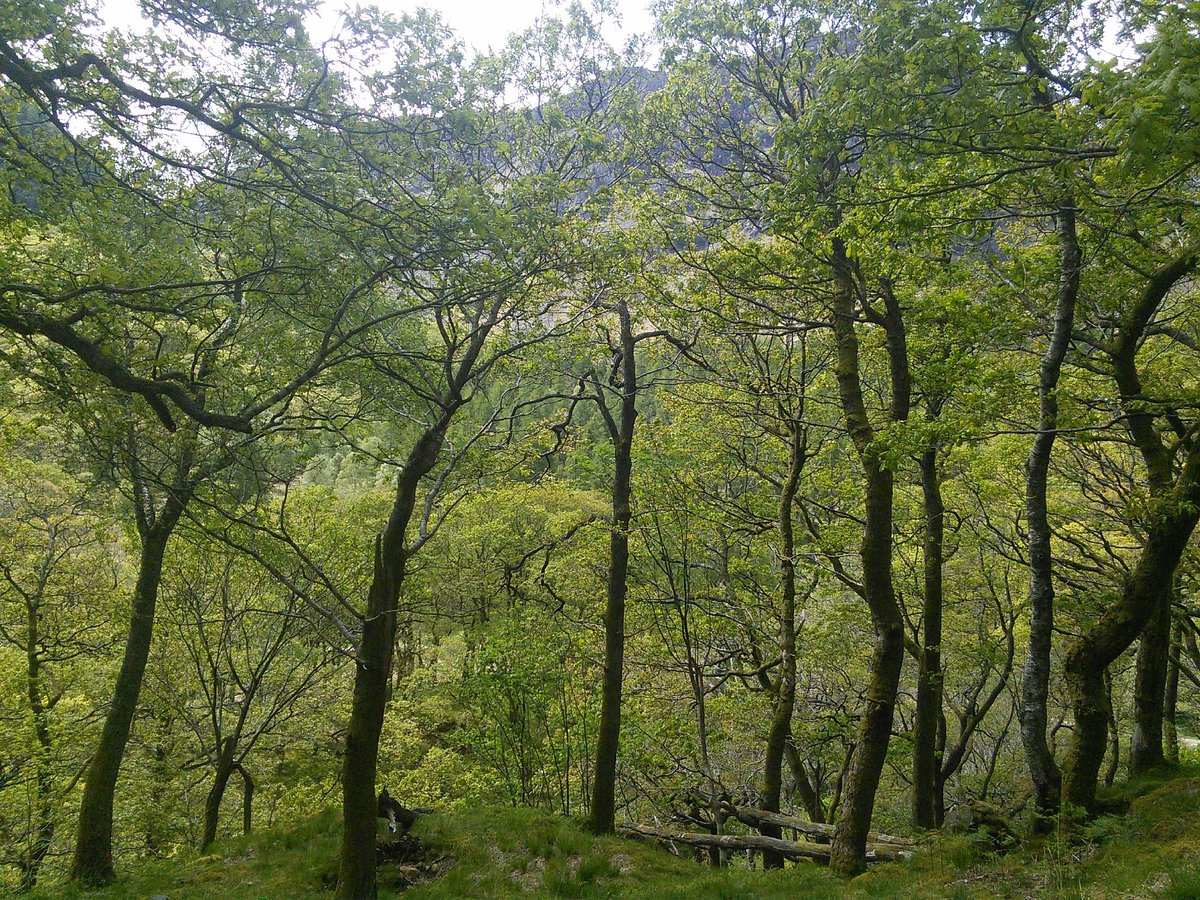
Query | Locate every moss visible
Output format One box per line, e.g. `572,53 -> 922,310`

23,769 -> 1200,900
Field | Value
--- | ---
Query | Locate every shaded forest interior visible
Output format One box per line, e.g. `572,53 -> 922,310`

1,0 -> 1199,896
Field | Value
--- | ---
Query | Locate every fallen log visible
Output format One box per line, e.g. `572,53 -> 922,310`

617,824 -> 910,863
721,804 -> 915,848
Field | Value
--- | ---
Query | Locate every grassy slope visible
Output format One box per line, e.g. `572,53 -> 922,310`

30,771 -> 1200,899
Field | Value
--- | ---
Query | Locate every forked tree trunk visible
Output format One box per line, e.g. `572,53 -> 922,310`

761,422 -> 804,868
1061,469 -> 1200,812
200,737 -> 238,853
1020,203 -> 1078,828
589,301 -> 637,835
1061,254 -> 1197,813
827,239 -> 907,876
71,510 -> 182,883
335,288 -> 500,898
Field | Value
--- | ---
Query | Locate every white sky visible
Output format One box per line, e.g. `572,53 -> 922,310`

98,0 -> 657,58
332,0 -> 656,55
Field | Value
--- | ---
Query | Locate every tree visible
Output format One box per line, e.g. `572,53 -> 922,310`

330,8 -> 628,888
153,536 -> 342,852
0,5 -> 399,879
0,430 -> 116,889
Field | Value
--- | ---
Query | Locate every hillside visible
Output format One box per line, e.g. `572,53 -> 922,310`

30,770 -> 1200,900
4,0 -> 1200,895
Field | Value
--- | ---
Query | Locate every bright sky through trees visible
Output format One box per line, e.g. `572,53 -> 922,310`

100,0 -> 656,55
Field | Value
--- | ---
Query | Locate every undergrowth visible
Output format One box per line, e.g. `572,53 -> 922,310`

25,766 -> 1200,899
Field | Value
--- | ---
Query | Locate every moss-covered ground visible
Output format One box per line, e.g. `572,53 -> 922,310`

28,767 -> 1200,899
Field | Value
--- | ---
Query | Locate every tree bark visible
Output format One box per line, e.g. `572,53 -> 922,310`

1102,669 -> 1120,788
761,422 -> 804,867
22,594 -> 55,891
785,732 -> 826,824
678,555 -> 721,865
1061,464 -> 1200,812
589,301 -> 637,835
71,510 -> 182,883
1129,584 -> 1172,773
827,239 -> 907,876
1060,253 -> 1197,813
200,737 -> 237,853
620,824 -> 908,863
913,432 -> 944,829
1164,617 -> 1181,766
336,423 -> 447,900
1019,203 -> 1078,828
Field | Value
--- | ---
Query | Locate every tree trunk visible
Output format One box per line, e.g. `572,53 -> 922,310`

761,422 -> 804,868
724,803 -> 912,847
1103,669 -> 1119,788
21,774 -> 54,893
620,824 -> 909,864
71,517 -> 179,884
1164,617 -> 1181,766
913,436 -> 944,829
1061,459 -> 1200,812
1020,203 -> 1078,828
785,732 -> 826,824
935,711 -> 948,825
679,564 -> 721,866
827,239 -> 907,876
588,301 -> 637,836
337,569 -> 395,900
236,765 -> 254,834
1061,254 -> 1198,813
22,600 -> 55,891
200,737 -> 237,853
1129,584 -> 1172,773
829,577 -> 905,875
336,424 -> 446,900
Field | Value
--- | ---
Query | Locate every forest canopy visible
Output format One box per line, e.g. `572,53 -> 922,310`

1,0 -> 1198,897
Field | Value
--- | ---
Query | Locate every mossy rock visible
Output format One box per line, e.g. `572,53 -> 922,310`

944,798 -> 1018,852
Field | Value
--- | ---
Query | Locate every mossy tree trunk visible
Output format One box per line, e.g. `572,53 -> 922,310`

21,576 -> 56,891
1061,253 -> 1198,813
201,737 -> 238,854
1061,484 -> 1199,810
336,423 -> 450,900
1164,617 -> 1182,766
1019,203 -> 1078,828
828,244 -> 909,876
1129,584 -> 1172,773
71,467 -> 190,884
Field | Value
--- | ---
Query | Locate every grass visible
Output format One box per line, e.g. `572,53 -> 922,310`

26,767 -> 1200,899
26,808 -> 346,900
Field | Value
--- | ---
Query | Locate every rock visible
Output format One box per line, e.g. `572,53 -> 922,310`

945,799 -> 1018,852
944,803 -> 975,834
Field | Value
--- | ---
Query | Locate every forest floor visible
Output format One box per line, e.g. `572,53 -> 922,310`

30,766 -> 1200,899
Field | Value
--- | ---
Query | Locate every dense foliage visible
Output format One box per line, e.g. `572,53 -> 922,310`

0,0 -> 1198,895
